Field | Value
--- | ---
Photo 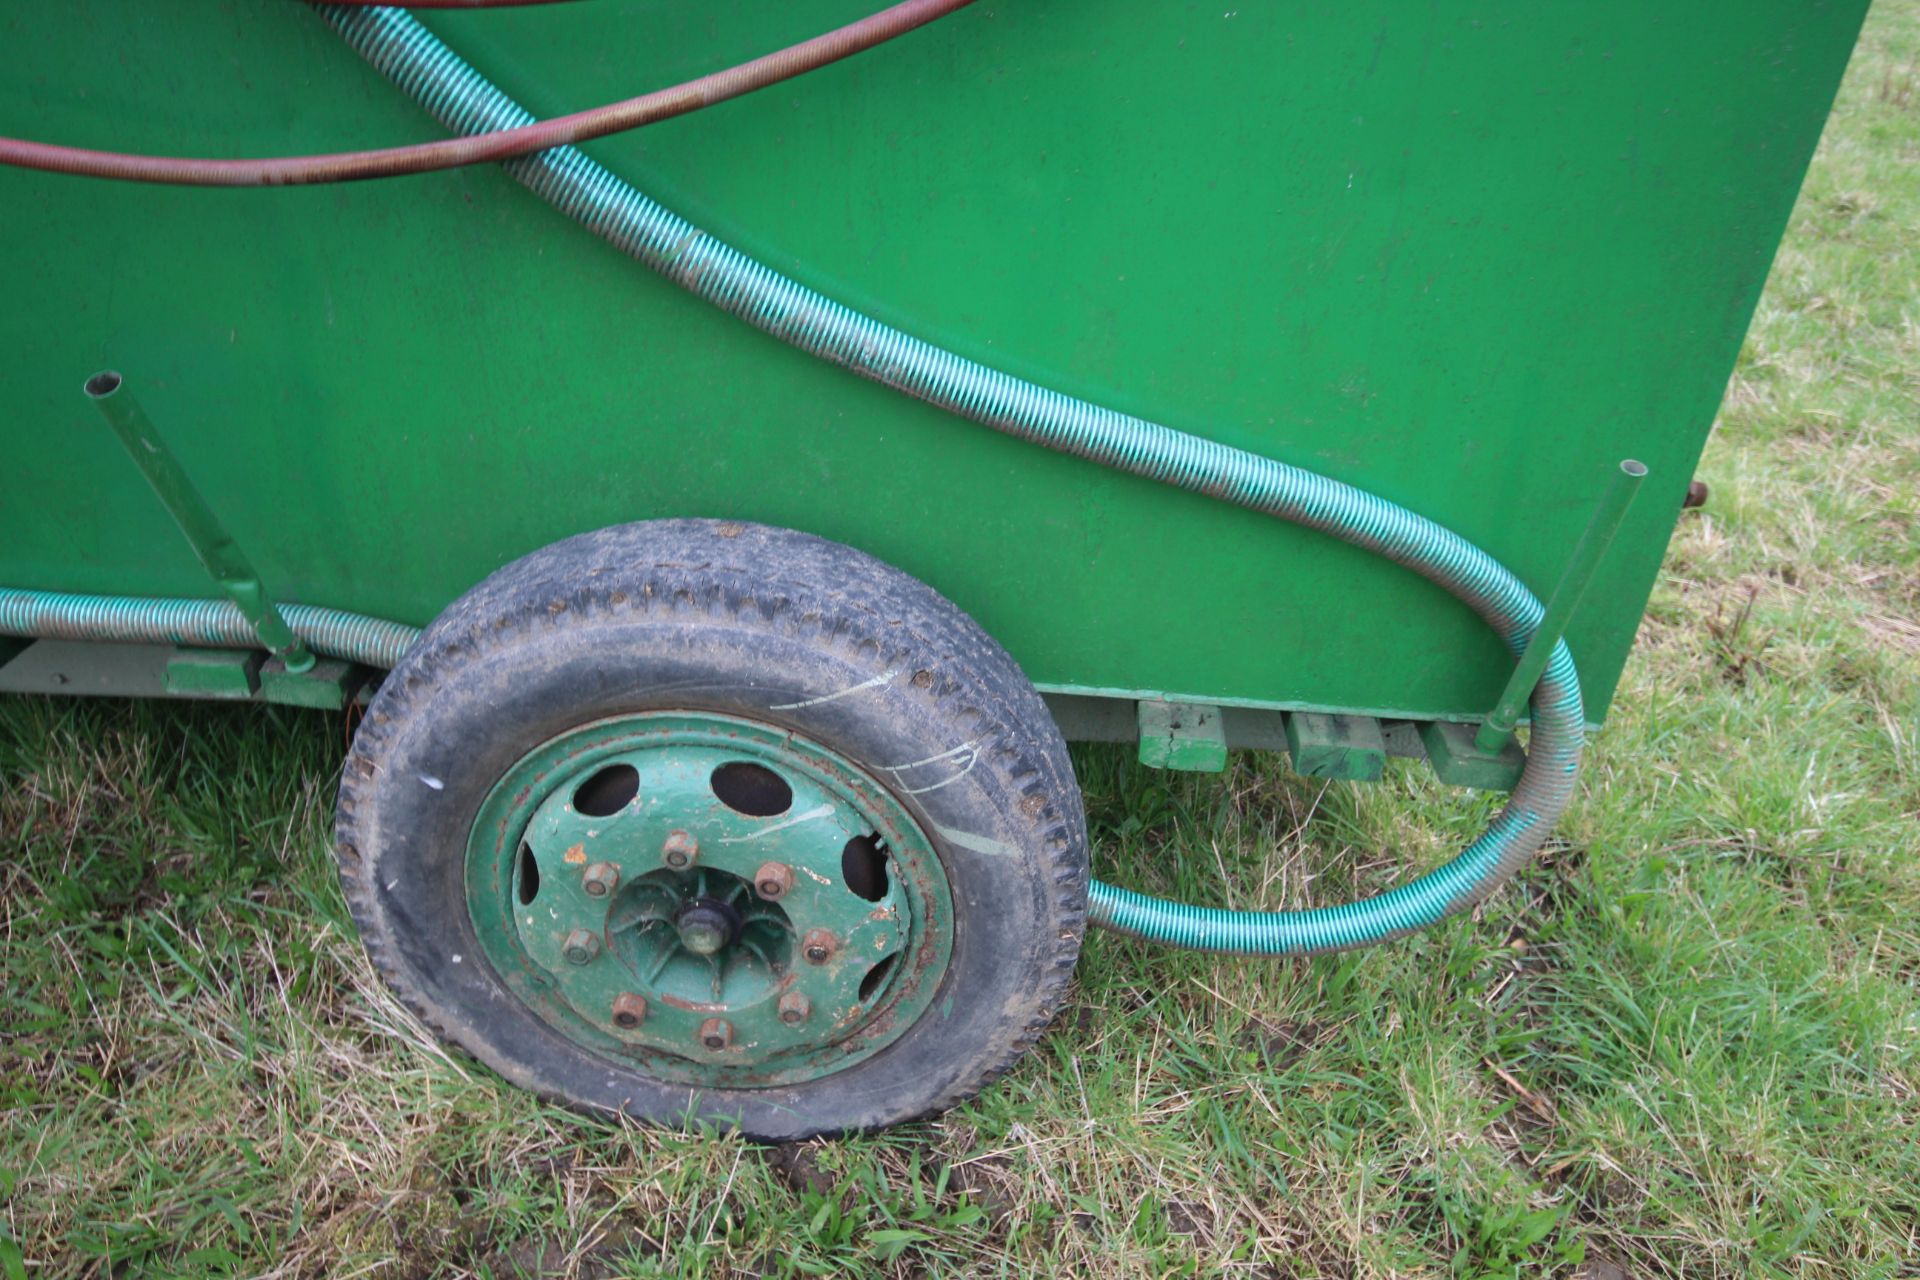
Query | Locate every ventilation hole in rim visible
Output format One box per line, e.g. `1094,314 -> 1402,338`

516,842 -> 540,905
859,951 -> 900,1003
841,834 -> 889,902
573,763 -> 639,817
710,761 -> 792,817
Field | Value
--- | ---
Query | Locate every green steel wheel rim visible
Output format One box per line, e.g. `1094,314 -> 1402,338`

465,711 -> 954,1087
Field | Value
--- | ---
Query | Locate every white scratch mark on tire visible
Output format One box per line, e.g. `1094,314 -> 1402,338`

717,802 -> 836,843
881,740 -> 978,771
931,823 -> 1016,858
769,670 -> 898,710
880,739 -> 982,795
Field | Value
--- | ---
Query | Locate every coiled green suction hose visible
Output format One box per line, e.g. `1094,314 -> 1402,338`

315,4 -> 1585,955
0,588 -> 420,670
1,7 -> 1586,957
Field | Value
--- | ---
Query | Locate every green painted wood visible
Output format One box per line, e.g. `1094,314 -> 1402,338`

0,1 -> 1868,725
1418,719 -> 1527,793
1285,713 -> 1387,783
164,647 -> 263,699
1137,701 -> 1228,773
259,657 -> 366,710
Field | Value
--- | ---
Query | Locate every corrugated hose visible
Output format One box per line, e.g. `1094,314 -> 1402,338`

0,4 -> 1584,955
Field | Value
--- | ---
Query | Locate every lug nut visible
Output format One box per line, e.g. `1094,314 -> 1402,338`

662,830 -> 698,870
582,862 -> 620,898
802,928 -> 837,965
778,991 -> 812,1026
561,928 -> 601,966
611,993 -> 647,1029
754,861 -> 794,900
698,1018 -> 734,1051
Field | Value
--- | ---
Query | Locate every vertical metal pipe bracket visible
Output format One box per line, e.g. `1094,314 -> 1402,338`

86,371 -> 316,673
1475,458 -> 1647,756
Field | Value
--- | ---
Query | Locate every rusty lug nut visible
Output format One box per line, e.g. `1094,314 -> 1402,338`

561,929 -> 601,966
802,928 -> 838,965
754,861 -> 794,900
662,830 -> 698,870
778,991 -> 812,1026
611,993 -> 647,1029
698,1018 -> 734,1051
581,861 -> 620,898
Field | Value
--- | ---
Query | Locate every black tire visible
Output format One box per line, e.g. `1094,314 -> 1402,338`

334,519 -> 1088,1139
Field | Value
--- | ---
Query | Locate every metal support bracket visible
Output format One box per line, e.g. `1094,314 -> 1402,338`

86,370 -> 315,674
1477,458 -> 1647,755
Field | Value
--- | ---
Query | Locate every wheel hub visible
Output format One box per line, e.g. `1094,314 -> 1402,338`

465,712 -> 953,1087
673,896 -> 741,956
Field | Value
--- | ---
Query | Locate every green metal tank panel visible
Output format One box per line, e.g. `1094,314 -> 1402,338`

0,2 -> 1869,725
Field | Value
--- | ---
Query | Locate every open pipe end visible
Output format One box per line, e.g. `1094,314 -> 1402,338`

1620,458 -> 1649,479
84,371 -> 123,400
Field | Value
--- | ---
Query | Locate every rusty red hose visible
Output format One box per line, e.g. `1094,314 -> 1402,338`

0,0 -> 970,186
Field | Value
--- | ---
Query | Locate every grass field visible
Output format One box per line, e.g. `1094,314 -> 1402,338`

5,6 -> 1919,1277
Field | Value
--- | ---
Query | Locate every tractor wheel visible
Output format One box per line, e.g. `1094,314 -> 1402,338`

334,519 -> 1088,1138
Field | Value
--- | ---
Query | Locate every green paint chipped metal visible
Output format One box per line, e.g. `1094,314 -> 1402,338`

465,711 -> 953,1087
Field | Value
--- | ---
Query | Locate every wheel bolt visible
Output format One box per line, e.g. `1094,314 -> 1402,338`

561,928 -> 601,966
611,993 -> 647,1029
754,861 -> 794,900
778,991 -> 811,1026
582,862 -> 620,898
802,928 -> 837,965
662,830 -> 698,870
698,1018 -> 734,1051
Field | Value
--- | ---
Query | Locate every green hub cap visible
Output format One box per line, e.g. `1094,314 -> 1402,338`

466,712 -> 954,1086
